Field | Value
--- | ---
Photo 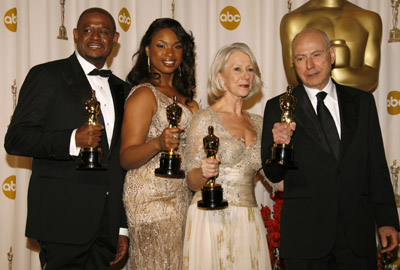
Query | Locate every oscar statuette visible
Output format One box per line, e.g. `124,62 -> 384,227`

76,90 -> 107,170
155,96 -> 185,178
197,126 -> 228,210
57,0 -> 68,40
266,86 -> 298,169
389,0 -> 400,42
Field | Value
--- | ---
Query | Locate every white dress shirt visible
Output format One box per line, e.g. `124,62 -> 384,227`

303,78 -> 341,138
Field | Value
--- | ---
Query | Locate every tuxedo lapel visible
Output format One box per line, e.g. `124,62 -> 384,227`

97,111 -> 110,158
293,86 -> 332,156
66,54 -> 93,105
107,75 -> 125,156
336,83 -> 358,161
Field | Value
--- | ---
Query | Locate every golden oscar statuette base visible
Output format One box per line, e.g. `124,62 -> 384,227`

155,152 -> 185,178
77,147 -> 107,170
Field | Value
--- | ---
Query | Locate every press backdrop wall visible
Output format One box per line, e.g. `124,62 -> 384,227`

1,0 -> 399,269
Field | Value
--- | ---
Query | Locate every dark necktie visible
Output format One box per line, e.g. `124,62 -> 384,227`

88,69 -> 112,77
316,92 -> 340,159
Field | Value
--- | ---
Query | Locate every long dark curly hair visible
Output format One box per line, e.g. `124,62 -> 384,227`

126,18 -> 196,101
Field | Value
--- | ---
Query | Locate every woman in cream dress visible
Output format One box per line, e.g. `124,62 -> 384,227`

120,18 -> 198,269
183,43 -> 280,270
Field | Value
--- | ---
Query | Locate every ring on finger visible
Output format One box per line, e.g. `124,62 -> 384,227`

173,133 -> 180,140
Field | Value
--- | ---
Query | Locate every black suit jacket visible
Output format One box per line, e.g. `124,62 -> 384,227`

4,54 -> 129,246
261,81 -> 399,259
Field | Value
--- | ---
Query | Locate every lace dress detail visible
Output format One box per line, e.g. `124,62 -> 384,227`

183,107 -> 272,270
123,83 -> 193,270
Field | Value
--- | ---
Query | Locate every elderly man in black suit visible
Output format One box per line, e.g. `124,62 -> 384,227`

5,8 -> 129,270
261,28 -> 399,270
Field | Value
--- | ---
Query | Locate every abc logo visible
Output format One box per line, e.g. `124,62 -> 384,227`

118,8 -> 131,32
219,6 -> 241,31
387,91 -> 400,115
2,175 -> 16,200
4,8 -> 17,32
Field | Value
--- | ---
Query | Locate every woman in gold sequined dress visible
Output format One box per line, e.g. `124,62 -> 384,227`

183,43 -> 281,269
120,18 -> 198,269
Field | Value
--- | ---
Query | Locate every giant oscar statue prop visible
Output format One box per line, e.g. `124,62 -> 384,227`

155,96 -> 185,178
266,86 -> 298,169
197,126 -> 228,210
77,90 -> 107,170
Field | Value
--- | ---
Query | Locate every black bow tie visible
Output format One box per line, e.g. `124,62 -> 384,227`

88,69 -> 112,77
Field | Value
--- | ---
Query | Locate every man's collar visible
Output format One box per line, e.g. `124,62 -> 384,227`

75,51 -> 109,75
303,78 -> 337,101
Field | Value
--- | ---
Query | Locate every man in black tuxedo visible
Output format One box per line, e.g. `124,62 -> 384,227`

4,8 -> 129,270
261,28 -> 399,269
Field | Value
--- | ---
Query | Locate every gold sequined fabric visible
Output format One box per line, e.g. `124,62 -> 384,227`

183,108 -> 272,270
123,83 -> 193,270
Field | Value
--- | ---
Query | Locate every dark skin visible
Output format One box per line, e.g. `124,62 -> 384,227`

72,10 -> 128,265
110,237 -> 129,266
120,28 -> 198,171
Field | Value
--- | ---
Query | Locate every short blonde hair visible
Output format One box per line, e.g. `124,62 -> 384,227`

207,42 -> 263,102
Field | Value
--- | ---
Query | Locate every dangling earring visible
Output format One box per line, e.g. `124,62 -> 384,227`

147,56 -> 151,73
219,80 -> 225,88
178,65 -> 182,77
